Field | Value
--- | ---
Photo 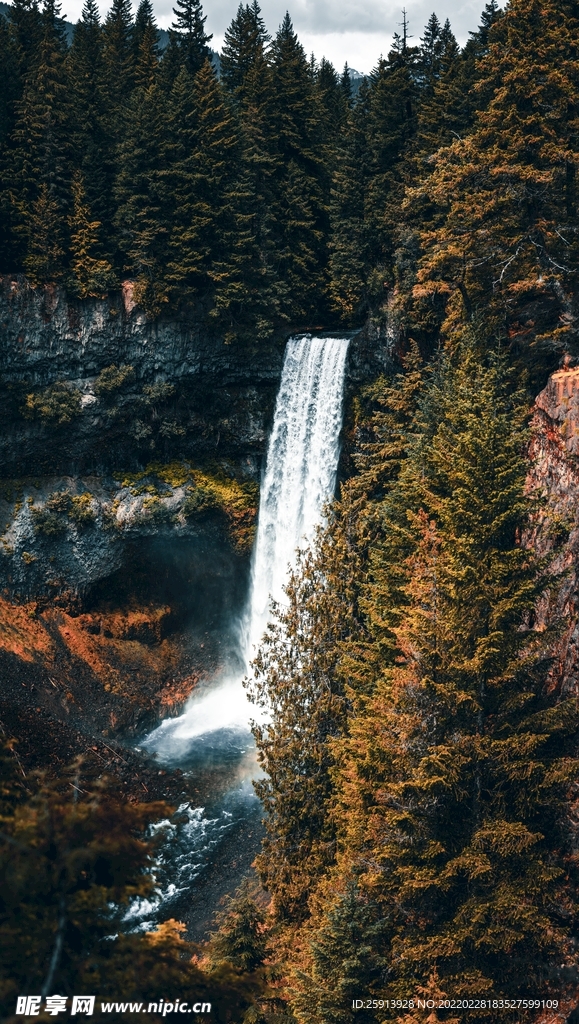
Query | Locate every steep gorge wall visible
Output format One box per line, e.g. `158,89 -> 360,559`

0,277 -> 384,761
0,275 -> 287,603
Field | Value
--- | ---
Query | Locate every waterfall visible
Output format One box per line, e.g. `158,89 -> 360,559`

244,334 -> 350,663
144,334 -> 350,762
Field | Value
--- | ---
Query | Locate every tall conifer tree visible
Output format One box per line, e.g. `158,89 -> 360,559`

0,15 -> 22,269
9,0 -> 42,77
162,0 -> 211,87
68,170 -> 116,297
328,83 -> 372,320
268,13 -> 329,321
114,77 -> 168,315
221,0 -> 269,100
11,0 -> 71,279
164,60 -> 238,311
67,0 -> 113,258
406,0 -> 579,346
133,0 -> 160,88
101,0 -> 134,130
217,0 -> 280,339
414,18 -> 462,157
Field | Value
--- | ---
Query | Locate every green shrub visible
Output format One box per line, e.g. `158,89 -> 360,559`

69,493 -> 96,526
22,383 -> 82,426
32,491 -> 96,533
131,419 -> 152,441
31,508 -> 66,536
142,382 -> 175,403
137,496 -> 174,525
183,485 -> 220,518
148,461 -> 190,488
94,364 -> 135,397
159,419 -> 186,437
45,491 -> 72,513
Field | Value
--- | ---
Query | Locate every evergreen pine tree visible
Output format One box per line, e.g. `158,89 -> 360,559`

114,78 -> 168,315
67,0 -> 114,262
247,519 -> 366,923
11,0 -> 71,280
290,881 -> 389,1024
163,60 -> 239,318
68,170 -> 116,297
9,0 -> 42,78
23,183 -> 65,282
414,18 -> 462,157
268,13 -> 329,321
162,0 -> 212,86
329,37 -> 420,324
459,0 -> 503,113
340,63 -> 353,106
0,745 -> 252,1017
212,0 -> 280,339
0,15 -> 22,270
417,12 -> 443,93
0,749 -> 168,1007
364,44 -> 419,274
328,87 -> 371,321
101,0 -> 134,131
206,879 -> 267,974
133,0 -> 160,89
221,0 -> 269,101
316,58 -> 347,140
406,0 -> 578,347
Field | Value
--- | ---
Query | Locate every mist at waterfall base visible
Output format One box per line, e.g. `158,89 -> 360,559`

132,335 -> 350,930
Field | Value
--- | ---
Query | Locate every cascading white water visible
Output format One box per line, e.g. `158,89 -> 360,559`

244,333 -> 350,663
144,334 -> 350,761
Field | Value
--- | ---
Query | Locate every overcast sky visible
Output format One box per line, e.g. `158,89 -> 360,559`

60,0 -> 487,75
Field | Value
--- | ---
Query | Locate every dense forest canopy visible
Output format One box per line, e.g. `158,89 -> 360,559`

4,0 -> 575,354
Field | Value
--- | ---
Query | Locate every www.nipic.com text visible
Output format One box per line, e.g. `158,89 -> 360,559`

16,996 -> 212,1016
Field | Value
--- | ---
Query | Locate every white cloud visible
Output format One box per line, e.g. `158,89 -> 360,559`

61,0 -> 487,76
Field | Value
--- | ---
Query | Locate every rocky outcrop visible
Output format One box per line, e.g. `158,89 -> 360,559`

530,364 -> 579,697
0,276 -> 277,608
0,465 -> 257,601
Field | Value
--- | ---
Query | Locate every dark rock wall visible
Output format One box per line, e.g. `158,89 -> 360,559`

0,276 -> 286,477
0,277 -> 386,604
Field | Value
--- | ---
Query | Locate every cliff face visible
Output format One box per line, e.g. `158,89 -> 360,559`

0,275 -> 288,601
0,277 -> 385,602
0,277 -> 281,758
0,277 -> 387,765
530,365 -> 579,698
0,275 -> 285,478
